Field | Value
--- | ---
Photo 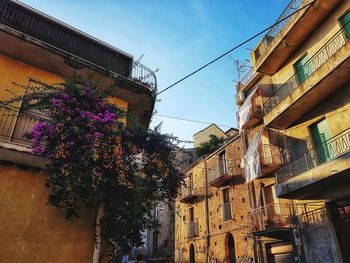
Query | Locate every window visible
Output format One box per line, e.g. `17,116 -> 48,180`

222,189 -> 232,221
189,207 -> 194,222
341,10 -> 350,39
294,54 -> 312,84
219,151 -> 227,175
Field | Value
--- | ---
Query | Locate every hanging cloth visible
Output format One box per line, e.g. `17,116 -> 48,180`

243,130 -> 262,182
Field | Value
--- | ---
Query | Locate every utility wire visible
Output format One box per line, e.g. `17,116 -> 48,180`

156,1 -> 315,96
155,114 -> 232,128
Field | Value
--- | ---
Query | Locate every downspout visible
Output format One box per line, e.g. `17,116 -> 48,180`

204,158 -> 210,263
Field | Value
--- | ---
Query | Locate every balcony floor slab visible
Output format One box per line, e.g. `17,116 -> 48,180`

276,152 -> 350,200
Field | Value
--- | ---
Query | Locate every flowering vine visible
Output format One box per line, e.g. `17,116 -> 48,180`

2,75 -> 183,255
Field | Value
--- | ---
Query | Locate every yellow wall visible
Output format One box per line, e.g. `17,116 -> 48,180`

0,165 -> 95,263
0,54 -> 130,262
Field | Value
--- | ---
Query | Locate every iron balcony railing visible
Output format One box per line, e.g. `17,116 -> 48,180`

239,67 -> 254,87
0,0 -> 157,93
180,186 -> 205,198
0,105 -> 48,146
207,159 -> 242,185
258,144 -> 288,167
187,221 -> 199,238
222,201 -> 233,221
254,0 -> 304,61
299,206 -> 328,225
264,25 -> 348,114
276,128 -> 350,184
248,203 -> 324,232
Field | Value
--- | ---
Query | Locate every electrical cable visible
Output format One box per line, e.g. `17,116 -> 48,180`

155,114 -> 232,128
156,1 -> 315,96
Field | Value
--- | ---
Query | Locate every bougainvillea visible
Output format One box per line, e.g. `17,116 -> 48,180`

2,75 -> 183,253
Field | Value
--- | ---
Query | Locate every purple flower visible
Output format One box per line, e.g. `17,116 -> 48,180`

94,132 -> 103,140
50,98 -> 61,106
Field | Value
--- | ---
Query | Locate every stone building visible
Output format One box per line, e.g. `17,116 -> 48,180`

0,1 -> 156,262
236,0 -> 350,262
174,134 -> 254,263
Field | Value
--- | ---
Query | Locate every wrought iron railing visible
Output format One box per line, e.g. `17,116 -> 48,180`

276,128 -> 350,184
248,203 -> 324,232
187,221 -> 199,238
255,0 -> 304,60
264,25 -> 348,114
299,206 -> 328,225
240,68 -> 254,86
0,105 -> 48,146
207,159 -> 242,184
180,186 -> 205,198
0,0 -> 157,93
222,201 -> 232,221
258,144 -> 288,167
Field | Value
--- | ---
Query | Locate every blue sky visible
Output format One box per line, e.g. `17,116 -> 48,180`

21,0 -> 290,147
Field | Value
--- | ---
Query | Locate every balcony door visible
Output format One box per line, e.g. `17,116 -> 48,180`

310,119 -> 331,163
295,54 -> 312,84
341,10 -> 350,39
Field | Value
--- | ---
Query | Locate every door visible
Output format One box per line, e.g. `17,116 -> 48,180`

225,233 -> 236,263
310,119 -> 331,163
295,55 -> 312,84
341,10 -> 350,39
189,244 -> 195,263
267,243 -> 294,263
330,198 -> 350,263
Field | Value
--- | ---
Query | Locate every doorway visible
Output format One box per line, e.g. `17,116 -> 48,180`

225,233 -> 236,263
189,243 -> 195,263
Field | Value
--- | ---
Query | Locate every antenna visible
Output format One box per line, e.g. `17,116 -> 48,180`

233,59 -> 250,83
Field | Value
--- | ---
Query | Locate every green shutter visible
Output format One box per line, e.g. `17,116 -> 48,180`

310,119 -> 331,163
341,11 -> 350,39
295,55 -> 311,84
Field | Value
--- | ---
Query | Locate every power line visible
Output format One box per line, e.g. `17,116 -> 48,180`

156,1 -> 315,96
155,114 -> 232,128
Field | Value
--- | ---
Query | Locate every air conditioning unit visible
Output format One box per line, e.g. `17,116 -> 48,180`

235,91 -> 245,105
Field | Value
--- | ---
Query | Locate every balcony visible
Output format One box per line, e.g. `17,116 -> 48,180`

0,105 -> 48,167
0,105 -> 48,146
0,0 -> 157,126
275,129 -> 350,199
208,159 -> 242,187
222,201 -> 233,222
248,203 -> 324,237
264,25 -> 350,129
254,0 -> 340,75
238,85 -> 274,130
178,187 -> 205,204
187,221 -> 199,238
259,144 -> 288,177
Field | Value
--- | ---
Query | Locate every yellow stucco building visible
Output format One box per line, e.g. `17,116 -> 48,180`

0,1 -> 156,262
236,0 -> 350,262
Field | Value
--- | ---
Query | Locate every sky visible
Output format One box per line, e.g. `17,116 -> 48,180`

21,0 -> 290,147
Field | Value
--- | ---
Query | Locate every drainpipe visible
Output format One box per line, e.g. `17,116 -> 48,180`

204,158 -> 210,263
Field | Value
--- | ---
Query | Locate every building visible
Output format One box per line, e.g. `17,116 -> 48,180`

193,123 -> 228,148
236,0 -> 350,262
0,1 -> 156,262
174,133 -> 254,263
